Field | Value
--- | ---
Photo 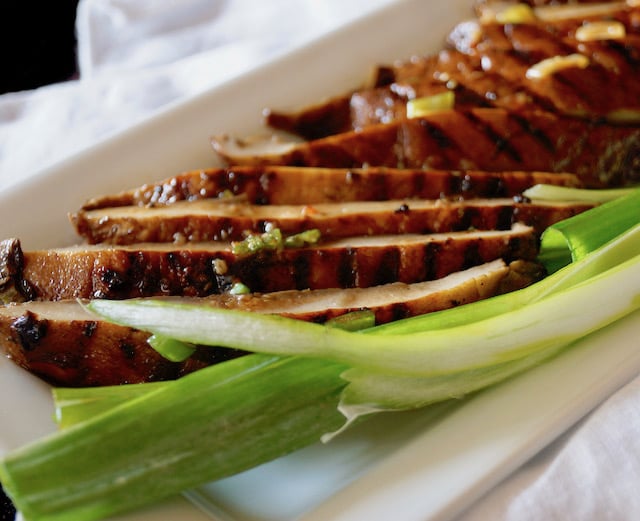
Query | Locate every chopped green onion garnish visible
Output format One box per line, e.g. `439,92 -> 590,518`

324,310 -> 376,331
406,91 -> 455,118
229,282 -> 251,295
284,228 -> 321,248
147,334 -> 196,362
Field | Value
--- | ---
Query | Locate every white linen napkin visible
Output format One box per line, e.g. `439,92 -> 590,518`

2,1 -> 640,521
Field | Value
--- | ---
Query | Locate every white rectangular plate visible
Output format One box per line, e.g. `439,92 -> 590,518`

1,1 -> 639,520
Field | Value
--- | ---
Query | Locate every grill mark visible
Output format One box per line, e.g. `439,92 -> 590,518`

455,206 -> 477,231
375,248 -> 401,286
462,241 -> 483,269
11,312 -> 48,351
509,113 -> 556,154
602,39 -> 640,69
390,302 -> 411,322
507,236 -> 522,261
293,254 -> 312,290
496,205 -> 516,230
418,119 -> 456,150
460,110 -> 522,163
423,242 -> 441,280
337,248 -> 358,288
546,69 -> 602,111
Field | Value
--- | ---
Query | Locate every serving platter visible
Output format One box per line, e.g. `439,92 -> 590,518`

1,0 -> 640,520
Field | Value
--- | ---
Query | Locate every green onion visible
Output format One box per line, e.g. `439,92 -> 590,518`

146,334 -> 196,362
333,344 -> 565,433
230,228 -> 321,256
406,91 -> 455,118
284,228 -> 321,248
0,355 -> 348,521
228,281 -> 251,295
52,310 -> 375,430
324,309 -> 376,331
522,184 -> 636,204
53,383 -> 166,430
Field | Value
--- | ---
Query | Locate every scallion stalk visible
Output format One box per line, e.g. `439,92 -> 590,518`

52,382 -> 166,430
0,354 -> 348,521
522,184 -> 636,203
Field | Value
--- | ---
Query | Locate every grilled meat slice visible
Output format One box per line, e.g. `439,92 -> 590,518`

0,259 -> 542,386
81,165 -> 581,210
213,108 -> 640,188
0,301 -> 231,387
266,2 -> 639,138
0,225 -> 539,301
70,197 -> 593,245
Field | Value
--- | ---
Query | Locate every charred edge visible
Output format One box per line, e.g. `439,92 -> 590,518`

462,110 -> 522,163
10,312 -> 48,351
0,239 -> 36,301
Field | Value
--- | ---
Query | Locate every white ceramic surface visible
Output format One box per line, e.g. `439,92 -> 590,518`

1,1 -> 639,520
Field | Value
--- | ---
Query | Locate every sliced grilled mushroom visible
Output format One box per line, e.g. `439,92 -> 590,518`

0,259 -> 542,386
0,224 -> 539,301
80,165 -> 581,210
213,108 -> 640,188
70,197 -> 594,245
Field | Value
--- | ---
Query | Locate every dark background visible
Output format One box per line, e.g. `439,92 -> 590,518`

1,488 -> 14,520
1,1 -> 80,94
1,3 -> 80,516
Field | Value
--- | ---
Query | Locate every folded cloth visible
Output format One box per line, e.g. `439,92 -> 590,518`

3,2 -> 640,521
454,374 -> 640,521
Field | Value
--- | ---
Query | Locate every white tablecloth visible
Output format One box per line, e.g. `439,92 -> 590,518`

1,1 -> 640,520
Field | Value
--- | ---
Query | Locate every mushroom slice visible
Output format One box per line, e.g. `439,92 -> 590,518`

0,224 -> 539,301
